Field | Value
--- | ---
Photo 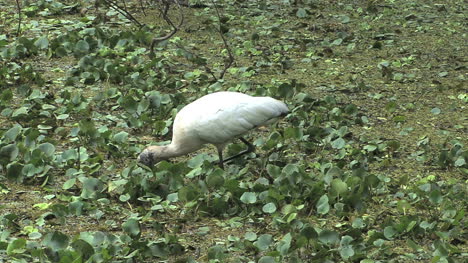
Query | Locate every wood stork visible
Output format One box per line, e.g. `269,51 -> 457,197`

138,91 -> 289,169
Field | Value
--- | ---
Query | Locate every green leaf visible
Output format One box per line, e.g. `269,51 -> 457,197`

62,149 -> 78,161
454,157 -> 466,167
178,185 -> 200,202
34,36 -> 49,49
266,164 -> 281,178
6,238 -> 26,255
282,163 -> 299,176
75,40 -> 90,54
240,192 -> 257,204
384,226 -> 396,239
80,177 -> 104,199
0,144 -> 19,163
6,163 -> 23,181
331,179 -> 347,195
11,106 -> 29,118
296,8 -> 308,18
431,107 -> 441,115
262,202 -> 277,214
38,143 -> 55,157
207,245 -> 226,260
318,229 -> 339,245
331,137 -> 345,149
112,131 -> 128,143
43,231 -> 69,251
316,194 -> 329,215
244,232 -> 257,241
277,232 -> 292,256
63,178 -> 76,190
4,124 -> 22,142
339,235 -> 354,259
396,199 -> 411,214
56,114 -> 69,120
284,126 -> 303,140
122,218 -> 140,237
206,170 -> 225,188
429,189 -> 442,204
352,218 -> 365,229
71,239 -> 94,260
258,256 -> 276,263
438,71 -> 448,77
254,234 -> 272,251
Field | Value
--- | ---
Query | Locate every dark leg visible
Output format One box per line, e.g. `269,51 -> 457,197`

217,148 -> 224,169
222,137 -> 255,164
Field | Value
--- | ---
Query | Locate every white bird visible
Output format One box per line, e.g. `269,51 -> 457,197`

138,91 -> 289,169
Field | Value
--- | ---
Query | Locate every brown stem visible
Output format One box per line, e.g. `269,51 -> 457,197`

210,0 -> 234,80
15,0 -> 21,36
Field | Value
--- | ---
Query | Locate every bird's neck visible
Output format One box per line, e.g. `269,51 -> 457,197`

157,143 -> 192,160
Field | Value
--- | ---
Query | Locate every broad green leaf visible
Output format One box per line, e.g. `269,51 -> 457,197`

206,172 -> 225,188
6,163 -> 23,181
38,143 -> 55,157
4,124 -> 22,142
122,218 -> 140,237
331,137 -> 345,149
277,232 -> 292,256
300,225 -> 318,239
254,234 -> 272,251
240,192 -> 257,204
316,194 -> 329,215
384,226 -> 396,239
6,238 -> 26,255
262,203 -> 277,214
339,235 -> 354,259
352,218 -> 365,229
318,229 -> 339,245
207,245 -> 226,260
331,179 -> 347,195
0,144 -> 19,163
282,163 -> 299,176
296,8 -> 308,18
43,231 -> 69,251
80,177 -> 104,199
71,239 -> 94,260
258,256 -> 276,263
454,157 -> 466,167
11,106 -> 29,118
63,178 -> 76,190
112,131 -> 128,143
266,164 -> 281,178
431,107 -> 441,115
75,40 -> 89,54
34,36 -> 49,49
244,232 -> 257,241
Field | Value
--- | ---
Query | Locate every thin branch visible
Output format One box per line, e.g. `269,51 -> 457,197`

210,0 -> 234,80
150,0 -> 184,53
102,0 -> 143,27
15,0 -> 21,36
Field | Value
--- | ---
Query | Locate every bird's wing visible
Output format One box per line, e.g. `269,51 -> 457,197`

193,96 -> 288,144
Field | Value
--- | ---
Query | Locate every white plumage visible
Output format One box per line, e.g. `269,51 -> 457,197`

138,91 -> 289,168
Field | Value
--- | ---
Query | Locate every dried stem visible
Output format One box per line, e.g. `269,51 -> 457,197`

15,0 -> 21,36
150,0 -> 185,53
210,0 -> 234,80
102,0 -> 143,27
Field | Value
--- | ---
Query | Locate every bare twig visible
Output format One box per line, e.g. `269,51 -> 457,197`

102,0 -> 143,27
210,0 -> 234,80
150,0 -> 184,53
15,0 -> 21,36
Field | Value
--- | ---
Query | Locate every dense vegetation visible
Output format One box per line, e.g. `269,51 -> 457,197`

0,0 -> 466,262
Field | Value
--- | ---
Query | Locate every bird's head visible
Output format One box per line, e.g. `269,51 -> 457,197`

137,146 -> 166,167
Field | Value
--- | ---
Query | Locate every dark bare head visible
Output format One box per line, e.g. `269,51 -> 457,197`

138,146 -> 167,167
